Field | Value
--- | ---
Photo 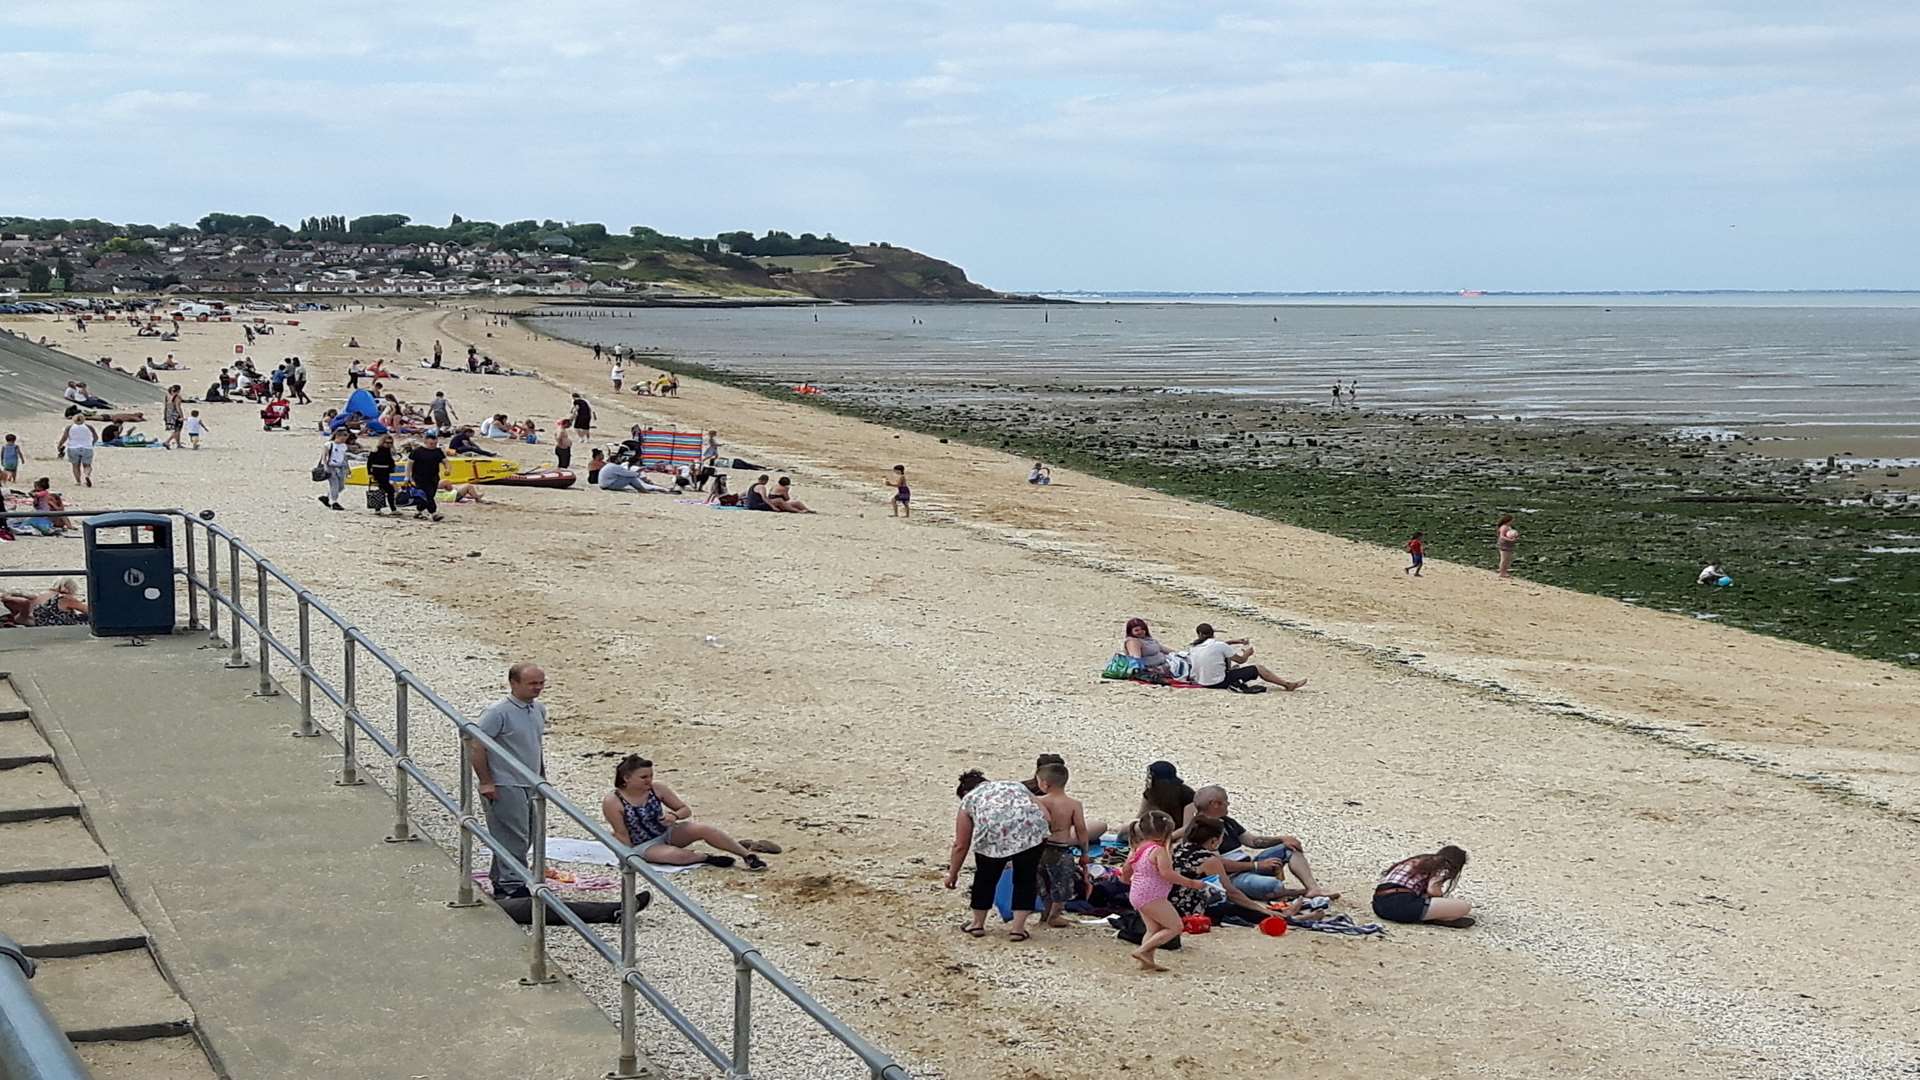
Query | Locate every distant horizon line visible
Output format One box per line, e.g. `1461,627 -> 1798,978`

1022,288 -> 1920,297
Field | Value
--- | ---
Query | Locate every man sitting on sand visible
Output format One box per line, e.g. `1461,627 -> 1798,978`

1187,785 -> 1337,901
598,461 -> 670,494
1188,623 -> 1306,692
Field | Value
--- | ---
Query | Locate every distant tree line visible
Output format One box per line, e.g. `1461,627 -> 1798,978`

716,230 -> 852,257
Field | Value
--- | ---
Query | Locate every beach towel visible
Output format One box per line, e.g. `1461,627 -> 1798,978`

1287,913 -> 1386,937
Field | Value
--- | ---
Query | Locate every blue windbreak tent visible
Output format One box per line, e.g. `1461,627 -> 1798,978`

330,388 -> 387,434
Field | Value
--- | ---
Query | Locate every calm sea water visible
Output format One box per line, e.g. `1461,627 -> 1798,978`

530,295 -> 1920,437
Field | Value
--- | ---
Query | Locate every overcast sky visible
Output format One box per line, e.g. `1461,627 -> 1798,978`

3,1 -> 1916,292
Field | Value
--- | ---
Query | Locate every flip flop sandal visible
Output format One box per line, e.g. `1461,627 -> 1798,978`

743,855 -> 769,871
1436,916 -> 1476,929
960,925 -> 986,938
1008,931 -> 1031,942
701,855 -> 737,868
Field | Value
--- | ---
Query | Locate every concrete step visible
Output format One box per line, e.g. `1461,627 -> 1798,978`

0,761 -> 81,823
0,718 -> 54,768
0,877 -> 148,957
77,1036 -> 220,1080
0,676 -> 29,720
0,817 -> 110,884
31,948 -> 195,1042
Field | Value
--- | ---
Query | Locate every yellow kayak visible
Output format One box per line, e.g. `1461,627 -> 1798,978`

347,457 -> 521,487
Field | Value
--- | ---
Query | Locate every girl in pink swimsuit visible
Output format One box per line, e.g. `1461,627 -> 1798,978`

1120,810 -> 1207,971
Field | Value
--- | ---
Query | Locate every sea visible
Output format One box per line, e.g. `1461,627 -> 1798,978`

528,293 -> 1920,442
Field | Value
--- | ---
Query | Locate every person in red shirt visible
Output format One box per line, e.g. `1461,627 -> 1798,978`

1405,531 -> 1425,577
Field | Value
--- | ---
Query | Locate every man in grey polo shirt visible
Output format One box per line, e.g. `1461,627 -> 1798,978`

470,663 -> 547,899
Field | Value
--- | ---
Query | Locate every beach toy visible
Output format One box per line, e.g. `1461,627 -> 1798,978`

1716,576 -> 1733,587
1181,914 -> 1213,935
1258,916 -> 1289,937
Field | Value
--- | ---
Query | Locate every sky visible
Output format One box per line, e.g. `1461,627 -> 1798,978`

2,1 -> 1917,292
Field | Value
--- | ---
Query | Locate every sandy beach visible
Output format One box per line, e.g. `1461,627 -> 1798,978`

3,302 -> 1916,1079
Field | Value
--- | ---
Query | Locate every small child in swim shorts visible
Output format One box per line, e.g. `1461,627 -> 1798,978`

1405,531 -> 1425,577
890,464 -> 910,518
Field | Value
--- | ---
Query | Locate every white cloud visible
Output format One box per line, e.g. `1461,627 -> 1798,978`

1,0 -> 1916,288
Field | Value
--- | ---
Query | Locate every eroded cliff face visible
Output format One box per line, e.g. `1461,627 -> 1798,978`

775,245 -> 996,300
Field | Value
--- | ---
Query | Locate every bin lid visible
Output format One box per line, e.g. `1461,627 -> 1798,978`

81,511 -> 173,533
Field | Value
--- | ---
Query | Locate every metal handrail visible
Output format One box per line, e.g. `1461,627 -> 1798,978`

0,506 -> 909,1079
0,932 -> 91,1080
177,510 -> 910,1080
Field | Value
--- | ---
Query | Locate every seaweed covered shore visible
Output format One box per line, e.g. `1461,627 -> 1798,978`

660,362 -> 1920,668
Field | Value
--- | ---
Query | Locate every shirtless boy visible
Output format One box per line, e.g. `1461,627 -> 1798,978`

1032,762 -> 1090,929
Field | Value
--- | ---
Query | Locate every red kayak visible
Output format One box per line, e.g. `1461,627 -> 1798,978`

489,469 -> 576,489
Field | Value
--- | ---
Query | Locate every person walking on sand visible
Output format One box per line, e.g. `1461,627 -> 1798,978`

366,434 -> 399,514
1,433 -> 25,485
429,391 -> 455,432
55,415 -> 97,487
316,428 -> 350,510
433,339 -> 442,368
161,385 -> 185,449
890,464 -> 910,518
1331,382 -> 1341,405
1495,515 -> 1521,578
554,420 -> 574,470
1372,845 -> 1474,928
1405,530 -> 1425,576
571,393 -> 594,440
609,360 -> 624,394
408,433 -> 448,522
470,663 -> 548,900
184,410 -> 209,450
1120,810 -> 1206,971
289,357 -> 311,405
946,769 -> 1050,942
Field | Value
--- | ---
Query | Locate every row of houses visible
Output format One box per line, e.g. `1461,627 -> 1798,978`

0,232 -> 597,295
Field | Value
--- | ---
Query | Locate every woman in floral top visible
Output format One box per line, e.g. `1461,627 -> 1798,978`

945,769 -> 1050,941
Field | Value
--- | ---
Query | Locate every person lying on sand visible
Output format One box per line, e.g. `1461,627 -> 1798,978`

1372,845 -> 1474,928
1188,623 -> 1306,692
601,754 -> 768,870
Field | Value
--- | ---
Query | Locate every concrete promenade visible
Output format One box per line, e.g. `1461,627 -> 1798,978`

3,629 -> 627,1080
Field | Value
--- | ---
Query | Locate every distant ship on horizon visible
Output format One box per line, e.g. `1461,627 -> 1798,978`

1459,289 -> 1485,298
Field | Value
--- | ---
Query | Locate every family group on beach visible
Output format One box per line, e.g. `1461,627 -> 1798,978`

947,755 -> 1472,972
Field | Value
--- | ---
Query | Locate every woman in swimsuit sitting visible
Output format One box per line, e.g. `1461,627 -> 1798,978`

599,754 -> 768,870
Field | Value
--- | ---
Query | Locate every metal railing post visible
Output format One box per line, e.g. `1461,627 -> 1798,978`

292,596 -> 316,735
385,675 -> 414,843
617,864 -> 640,1078
204,526 -> 221,645
733,954 -> 753,1078
449,729 -> 479,908
521,788 -> 556,985
336,632 -> 364,785
224,540 -> 248,668
182,518 -> 201,631
252,563 -> 276,696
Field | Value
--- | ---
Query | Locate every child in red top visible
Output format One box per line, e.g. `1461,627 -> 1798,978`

1405,532 -> 1425,577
